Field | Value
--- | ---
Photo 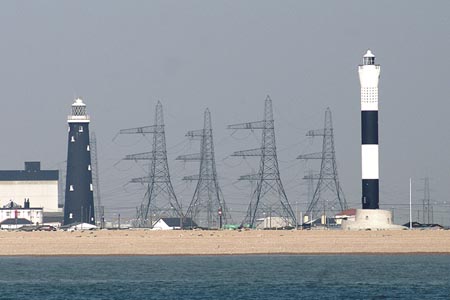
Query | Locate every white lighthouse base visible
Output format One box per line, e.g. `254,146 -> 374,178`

342,209 -> 406,231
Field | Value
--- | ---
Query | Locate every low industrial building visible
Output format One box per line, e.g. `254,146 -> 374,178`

0,162 -> 59,212
256,217 -> 291,229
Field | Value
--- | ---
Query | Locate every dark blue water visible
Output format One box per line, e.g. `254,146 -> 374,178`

0,255 -> 449,299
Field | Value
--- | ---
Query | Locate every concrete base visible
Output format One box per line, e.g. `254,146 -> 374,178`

342,209 -> 406,231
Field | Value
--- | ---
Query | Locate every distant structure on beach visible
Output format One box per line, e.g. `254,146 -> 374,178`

228,96 -> 296,228
176,108 -> 230,229
90,131 -> 105,228
297,107 -> 348,221
118,101 -> 183,227
64,98 -> 95,225
0,199 -> 43,229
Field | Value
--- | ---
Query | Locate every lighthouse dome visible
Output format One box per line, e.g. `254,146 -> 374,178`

363,50 -> 375,58
72,98 -> 86,107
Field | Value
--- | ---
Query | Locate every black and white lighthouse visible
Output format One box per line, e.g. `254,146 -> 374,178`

359,50 -> 381,209
342,50 -> 404,230
64,98 -> 95,225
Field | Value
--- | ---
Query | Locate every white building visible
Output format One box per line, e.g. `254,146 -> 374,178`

256,217 -> 290,229
0,162 -> 59,213
0,200 -> 43,229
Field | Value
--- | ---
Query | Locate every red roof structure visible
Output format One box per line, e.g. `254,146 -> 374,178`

335,208 -> 357,217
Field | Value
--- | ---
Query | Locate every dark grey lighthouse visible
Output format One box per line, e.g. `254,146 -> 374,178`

64,98 -> 95,225
358,50 -> 381,209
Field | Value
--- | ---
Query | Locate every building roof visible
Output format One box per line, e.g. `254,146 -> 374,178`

0,218 -> 33,225
364,49 -> 375,58
0,207 -> 43,211
160,217 -> 198,228
335,208 -> 357,217
403,221 -> 444,229
0,162 -> 58,181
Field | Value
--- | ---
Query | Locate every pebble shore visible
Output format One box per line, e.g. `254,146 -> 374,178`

1,229 -> 449,256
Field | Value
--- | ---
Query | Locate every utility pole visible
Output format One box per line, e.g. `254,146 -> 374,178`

117,101 -> 182,227
228,96 -> 296,228
297,108 -> 348,220
176,108 -> 230,229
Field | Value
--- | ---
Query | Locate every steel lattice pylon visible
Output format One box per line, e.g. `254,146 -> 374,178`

176,108 -> 230,228
228,96 -> 296,228
90,131 -> 104,228
119,101 -> 182,227
419,177 -> 432,224
297,107 -> 347,220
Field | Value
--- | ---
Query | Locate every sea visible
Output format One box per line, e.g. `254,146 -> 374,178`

0,255 -> 449,299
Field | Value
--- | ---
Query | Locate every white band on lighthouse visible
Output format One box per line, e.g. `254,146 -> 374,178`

360,87 -> 379,111
361,145 -> 379,179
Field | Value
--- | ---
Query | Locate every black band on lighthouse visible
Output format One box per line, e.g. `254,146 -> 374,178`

362,179 -> 379,209
361,111 -> 378,144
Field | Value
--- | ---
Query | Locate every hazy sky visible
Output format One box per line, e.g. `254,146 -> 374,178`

1,1 -> 449,225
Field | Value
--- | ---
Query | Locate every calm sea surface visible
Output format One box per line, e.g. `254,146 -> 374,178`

0,255 -> 449,299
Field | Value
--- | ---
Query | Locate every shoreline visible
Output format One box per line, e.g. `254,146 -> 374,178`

1,229 -> 450,256
3,252 -> 450,257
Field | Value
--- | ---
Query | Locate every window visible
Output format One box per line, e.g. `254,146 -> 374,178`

79,126 -> 83,132
70,185 -> 74,191
69,213 -> 73,219
90,183 -> 93,191
71,136 -> 75,142
72,105 -> 86,116
87,145 -> 90,151
88,165 -> 91,171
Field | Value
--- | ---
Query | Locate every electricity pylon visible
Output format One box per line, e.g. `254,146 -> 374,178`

176,108 -> 230,228
297,107 -> 347,220
228,96 -> 296,228
90,131 -> 104,227
119,101 -> 182,227
419,177 -> 432,224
